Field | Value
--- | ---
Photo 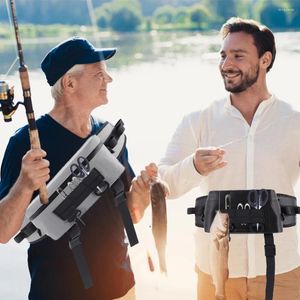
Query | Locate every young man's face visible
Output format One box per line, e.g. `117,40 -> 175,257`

219,31 -> 261,93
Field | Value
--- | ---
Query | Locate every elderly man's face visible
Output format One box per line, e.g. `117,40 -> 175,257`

75,61 -> 113,107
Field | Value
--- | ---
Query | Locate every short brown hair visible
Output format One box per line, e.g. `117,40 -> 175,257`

220,17 -> 276,72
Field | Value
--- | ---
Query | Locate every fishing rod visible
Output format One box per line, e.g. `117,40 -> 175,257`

0,0 -> 48,204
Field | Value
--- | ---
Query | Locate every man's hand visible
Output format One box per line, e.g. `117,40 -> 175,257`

146,162 -> 170,197
0,149 -> 50,243
193,147 -> 227,176
17,149 -> 50,194
127,170 -> 151,224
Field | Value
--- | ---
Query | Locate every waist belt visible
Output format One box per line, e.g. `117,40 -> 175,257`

187,189 -> 300,300
187,189 -> 299,233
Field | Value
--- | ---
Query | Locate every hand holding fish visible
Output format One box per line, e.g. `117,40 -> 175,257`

193,147 -> 227,176
127,170 -> 151,224
209,212 -> 230,300
145,163 -> 170,195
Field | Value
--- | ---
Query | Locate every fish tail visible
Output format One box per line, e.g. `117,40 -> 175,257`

159,257 -> 167,274
147,251 -> 155,272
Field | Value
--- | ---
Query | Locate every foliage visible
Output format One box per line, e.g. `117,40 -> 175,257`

193,0 -> 237,28
0,0 -> 111,25
209,0 -> 238,25
234,0 -> 255,19
189,4 -> 211,29
95,0 -> 142,32
0,23 -> 95,40
95,2 -> 115,29
291,13 -> 300,28
0,0 -> 300,36
260,4 -> 288,29
153,5 -> 177,24
110,7 -> 142,32
289,0 -> 300,29
173,7 -> 189,24
140,0 -> 199,16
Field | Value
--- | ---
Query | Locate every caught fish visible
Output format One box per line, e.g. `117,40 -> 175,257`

146,163 -> 169,274
209,211 -> 230,300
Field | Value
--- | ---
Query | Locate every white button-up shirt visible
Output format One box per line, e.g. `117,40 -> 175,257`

159,95 -> 300,277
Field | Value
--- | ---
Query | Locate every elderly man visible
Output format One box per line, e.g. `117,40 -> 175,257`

0,37 -> 150,300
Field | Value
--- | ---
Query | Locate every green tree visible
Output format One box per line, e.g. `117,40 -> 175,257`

95,2 -> 112,29
110,6 -> 141,32
189,4 -> 210,29
203,0 -> 237,25
260,3 -> 288,29
153,5 -> 176,24
140,0 -> 198,17
290,0 -> 300,29
173,7 -> 189,24
0,0 -> 111,25
235,0 -> 254,19
291,14 -> 300,28
96,13 -> 109,29
95,0 -> 142,32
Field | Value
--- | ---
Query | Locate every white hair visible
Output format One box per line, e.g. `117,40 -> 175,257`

50,64 -> 85,100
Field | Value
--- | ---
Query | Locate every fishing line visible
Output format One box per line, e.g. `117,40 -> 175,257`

218,114 -> 292,149
4,0 -> 19,78
86,0 -> 101,48
4,57 -> 18,78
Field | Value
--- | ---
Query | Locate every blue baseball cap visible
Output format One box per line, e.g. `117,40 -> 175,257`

41,36 -> 117,86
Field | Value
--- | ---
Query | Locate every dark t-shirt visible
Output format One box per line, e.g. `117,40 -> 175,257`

0,114 -> 135,300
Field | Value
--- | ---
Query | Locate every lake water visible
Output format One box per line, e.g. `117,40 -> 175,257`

1,30 -> 300,299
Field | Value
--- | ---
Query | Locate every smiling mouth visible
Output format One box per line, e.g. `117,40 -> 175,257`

223,72 -> 240,79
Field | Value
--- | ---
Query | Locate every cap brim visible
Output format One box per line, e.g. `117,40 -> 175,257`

78,48 -> 117,64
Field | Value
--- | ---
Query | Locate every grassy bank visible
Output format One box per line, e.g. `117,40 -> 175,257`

0,23 -> 100,40
0,22 -> 212,42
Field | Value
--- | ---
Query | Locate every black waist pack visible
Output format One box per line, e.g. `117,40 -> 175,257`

187,189 -> 299,234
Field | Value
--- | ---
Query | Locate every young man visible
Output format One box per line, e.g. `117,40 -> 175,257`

0,37 -> 150,300
159,17 -> 300,300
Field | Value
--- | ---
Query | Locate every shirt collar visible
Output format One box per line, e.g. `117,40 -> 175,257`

224,94 -> 276,115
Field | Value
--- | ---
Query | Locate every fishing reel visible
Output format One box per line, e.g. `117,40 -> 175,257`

0,80 -> 23,122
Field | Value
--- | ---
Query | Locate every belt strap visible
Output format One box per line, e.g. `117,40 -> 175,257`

112,179 -> 138,246
68,178 -> 138,289
264,233 -> 276,300
68,221 -> 93,289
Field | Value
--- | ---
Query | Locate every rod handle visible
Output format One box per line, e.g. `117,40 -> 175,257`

29,129 -> 48,204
